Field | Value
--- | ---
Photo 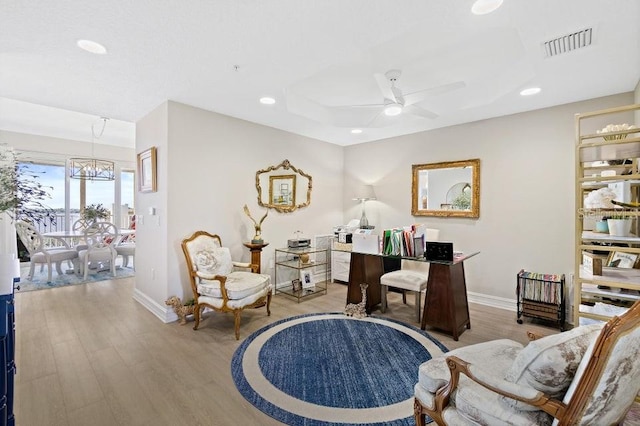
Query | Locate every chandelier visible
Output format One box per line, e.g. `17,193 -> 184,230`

69,117 -> 115,181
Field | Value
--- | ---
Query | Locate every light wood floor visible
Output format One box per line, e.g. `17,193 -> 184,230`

14,278 -> 560,426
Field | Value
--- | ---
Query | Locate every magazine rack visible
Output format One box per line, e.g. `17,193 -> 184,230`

516,269 -> 565,331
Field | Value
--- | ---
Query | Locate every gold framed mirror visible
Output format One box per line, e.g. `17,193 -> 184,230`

256,159 -> 312,213
411,159 -> 480,218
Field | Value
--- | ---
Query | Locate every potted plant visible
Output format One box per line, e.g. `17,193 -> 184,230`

81,203 -> 110,223
607,212 -> 632,236
0,146 -> 55,285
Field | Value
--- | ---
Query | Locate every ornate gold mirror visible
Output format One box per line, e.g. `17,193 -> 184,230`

256,159 -> 312,213
411,159 -> 480,218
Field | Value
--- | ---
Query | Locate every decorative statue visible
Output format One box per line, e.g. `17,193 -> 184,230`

243,204 -> 268,244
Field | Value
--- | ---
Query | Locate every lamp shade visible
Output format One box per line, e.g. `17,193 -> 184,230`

353,185 -> 376,201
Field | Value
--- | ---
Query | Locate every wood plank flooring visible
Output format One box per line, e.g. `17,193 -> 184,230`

12,279 -> 567,425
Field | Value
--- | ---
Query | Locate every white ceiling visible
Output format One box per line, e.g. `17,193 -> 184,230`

1,0 -> 639,149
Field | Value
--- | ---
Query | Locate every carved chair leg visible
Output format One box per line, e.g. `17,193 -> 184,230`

414,399 -> 426,426
234,311 -> 242,340
266,292 -> 272,316
193,303 -> 201,330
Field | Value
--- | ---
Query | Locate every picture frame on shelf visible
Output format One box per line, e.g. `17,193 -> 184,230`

607,251 -> 640,269
300,270 -> 314,289
137,146 -> 157,193
291,278 -> 301,292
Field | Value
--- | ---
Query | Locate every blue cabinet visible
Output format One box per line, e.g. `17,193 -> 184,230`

0,284 -> 16,426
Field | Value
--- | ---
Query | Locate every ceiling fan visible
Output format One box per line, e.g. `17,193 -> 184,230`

349,69 -> 466,122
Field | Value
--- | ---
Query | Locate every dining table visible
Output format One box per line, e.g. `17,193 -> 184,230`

42,228 -> 135,246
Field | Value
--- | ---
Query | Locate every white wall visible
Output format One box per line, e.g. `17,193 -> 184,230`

343,92 -> 635,312
134,101 -> 344,319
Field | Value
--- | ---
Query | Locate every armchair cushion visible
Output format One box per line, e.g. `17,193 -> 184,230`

194,247 -> 233,278
198,271 -> 270,300
501,323 -> 603,411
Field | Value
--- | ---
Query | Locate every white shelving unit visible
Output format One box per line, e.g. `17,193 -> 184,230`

574,104 -> 640,326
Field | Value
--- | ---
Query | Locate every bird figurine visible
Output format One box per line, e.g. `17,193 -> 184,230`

243,204 -> 268,243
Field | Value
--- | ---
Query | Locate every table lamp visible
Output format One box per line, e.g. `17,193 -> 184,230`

352,185 -> 376,229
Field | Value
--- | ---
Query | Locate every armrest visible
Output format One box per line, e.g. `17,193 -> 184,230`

434,356 -> 567,419
232,261 -> 252,269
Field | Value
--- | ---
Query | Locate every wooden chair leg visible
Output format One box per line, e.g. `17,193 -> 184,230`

234,311 -> 242,340
266,293 -> 272,316
414,399 -> 426,426
415,291 -> 421,322
193,303 -> 201,330
402,290 -> 407,304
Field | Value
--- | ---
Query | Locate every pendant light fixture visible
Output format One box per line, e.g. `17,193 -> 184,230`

69,117 -> 115,181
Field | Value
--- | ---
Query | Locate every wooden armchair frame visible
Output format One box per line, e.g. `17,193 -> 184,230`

181,231 -> 271,339
415,300 -> 640,426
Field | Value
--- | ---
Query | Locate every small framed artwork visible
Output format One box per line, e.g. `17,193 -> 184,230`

300,270 -> 314,289
607,251 -> 640,269
137,147 -> 157,193
291,278 -> 301,292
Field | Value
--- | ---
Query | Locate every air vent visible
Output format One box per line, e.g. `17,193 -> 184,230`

543,28 -> 593,58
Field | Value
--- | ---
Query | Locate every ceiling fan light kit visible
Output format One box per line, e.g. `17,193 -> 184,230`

384,103 -> 403,116
471,0 -> 503,15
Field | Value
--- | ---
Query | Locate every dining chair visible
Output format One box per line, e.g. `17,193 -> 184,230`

77,222 -> 118,279
15,220 -> 79,283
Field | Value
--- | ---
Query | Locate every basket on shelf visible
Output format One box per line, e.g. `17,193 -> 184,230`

597,123 -> 636,141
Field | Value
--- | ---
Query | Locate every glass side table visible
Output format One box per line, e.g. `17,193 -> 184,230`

274,246 -> 328,302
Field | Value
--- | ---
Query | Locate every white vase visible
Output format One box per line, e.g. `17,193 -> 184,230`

607,219 -> 632,236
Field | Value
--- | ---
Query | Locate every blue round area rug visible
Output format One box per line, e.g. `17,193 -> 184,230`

231,313 -> 448,425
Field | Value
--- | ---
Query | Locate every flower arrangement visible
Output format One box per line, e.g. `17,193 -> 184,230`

597,123 -> 637,141
81,203 -> 110,222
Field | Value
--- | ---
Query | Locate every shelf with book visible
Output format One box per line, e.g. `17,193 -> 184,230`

575,103 -> 640,326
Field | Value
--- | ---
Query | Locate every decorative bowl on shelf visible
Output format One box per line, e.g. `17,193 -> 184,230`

597,123 -> 636,141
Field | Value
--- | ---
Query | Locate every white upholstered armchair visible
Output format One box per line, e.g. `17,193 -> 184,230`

414,300 -> 640,425
181,231 -> 272,340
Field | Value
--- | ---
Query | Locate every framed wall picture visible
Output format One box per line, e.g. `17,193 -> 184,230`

300,270 -> 314,289
137,147 -> 157,193
607,251 -> 640,269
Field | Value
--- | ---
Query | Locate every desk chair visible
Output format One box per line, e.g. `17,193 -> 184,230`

380,228 -> 439,322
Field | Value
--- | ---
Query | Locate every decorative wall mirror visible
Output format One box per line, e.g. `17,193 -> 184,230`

411,159 -> 480,218
256,159 -> 312,213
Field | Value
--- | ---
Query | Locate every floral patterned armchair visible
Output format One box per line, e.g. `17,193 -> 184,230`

181,231 -> 272,340
415,300 -> 640,425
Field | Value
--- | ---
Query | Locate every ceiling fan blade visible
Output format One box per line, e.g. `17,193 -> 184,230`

403,81 -> 466,105
373,73 -> 397,103
404,104 -> 439,119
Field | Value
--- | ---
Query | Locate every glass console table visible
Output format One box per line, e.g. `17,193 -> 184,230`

274,246 -> 328,302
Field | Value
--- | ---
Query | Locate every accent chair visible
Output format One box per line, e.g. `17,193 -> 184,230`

181,230 -> 272,340
414,300 -> 640,425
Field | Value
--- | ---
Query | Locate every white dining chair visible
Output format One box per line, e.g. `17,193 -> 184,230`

77,222 -> 118,279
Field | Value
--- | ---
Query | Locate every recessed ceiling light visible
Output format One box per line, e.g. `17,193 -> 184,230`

520,87 -> 542,96
384,103 -> 403,117
259,97 -> 276,105
76,39 -> 107,54
471,0 -> 503,15
351,129 -> 363,134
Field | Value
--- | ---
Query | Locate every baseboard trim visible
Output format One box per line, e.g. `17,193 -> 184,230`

133,288 -> 178,323
467,291 -> 516,312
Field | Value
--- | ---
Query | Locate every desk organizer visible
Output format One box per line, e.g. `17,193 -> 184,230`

516,269 -> 565,331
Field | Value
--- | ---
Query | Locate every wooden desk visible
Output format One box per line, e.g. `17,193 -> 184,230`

346,251 -> 478,341
243,242 -> 269,273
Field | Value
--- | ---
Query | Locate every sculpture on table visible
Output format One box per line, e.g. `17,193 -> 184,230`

243,204 -> 268,244
344,283 -> 368,319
